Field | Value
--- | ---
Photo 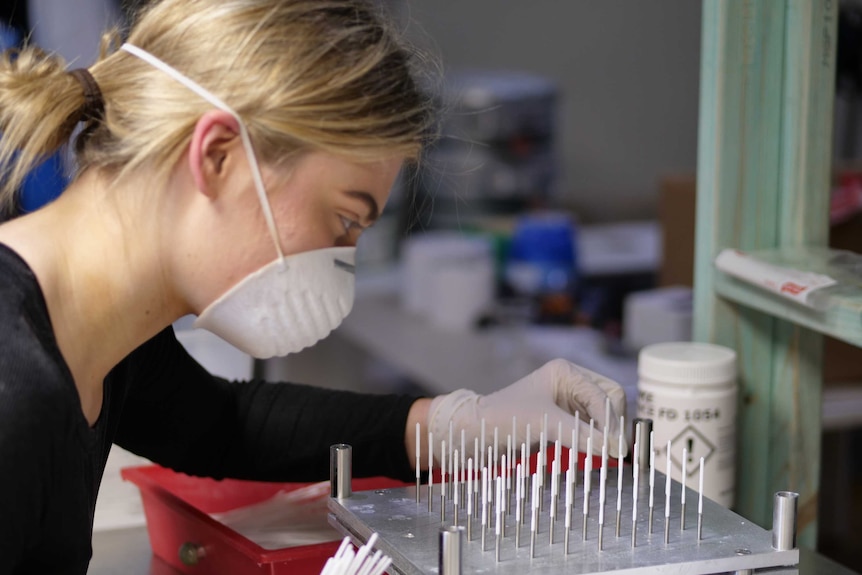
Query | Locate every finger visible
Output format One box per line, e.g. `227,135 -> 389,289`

573,365 -> 628,429
544,404 -> 607,457
545,402 -> 629,459
563,381 -> 614,437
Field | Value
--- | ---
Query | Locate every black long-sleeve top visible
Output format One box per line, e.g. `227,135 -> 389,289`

0,244 -> 418,574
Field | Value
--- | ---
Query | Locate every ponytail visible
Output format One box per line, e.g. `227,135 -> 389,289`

0,44 -> 96,211
0,0 -> 435,216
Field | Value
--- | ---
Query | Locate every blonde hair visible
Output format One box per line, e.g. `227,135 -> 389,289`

0,0 -> 434,211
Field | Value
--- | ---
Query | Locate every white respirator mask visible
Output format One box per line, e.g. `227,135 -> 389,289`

121,44 -> 356,359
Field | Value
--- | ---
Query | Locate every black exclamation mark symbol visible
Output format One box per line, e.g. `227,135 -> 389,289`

687,438 -> 694,464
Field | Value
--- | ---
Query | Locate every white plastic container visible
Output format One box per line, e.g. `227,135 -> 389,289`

637,342 -> 737,507
401,233 -> 495,331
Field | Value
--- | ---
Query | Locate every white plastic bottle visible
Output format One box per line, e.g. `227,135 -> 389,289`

637,342 -> 737,507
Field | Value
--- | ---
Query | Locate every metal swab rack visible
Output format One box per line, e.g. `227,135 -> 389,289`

327,418 -> 800,575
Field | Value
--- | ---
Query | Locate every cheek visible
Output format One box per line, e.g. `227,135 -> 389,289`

270,193 -> 338,255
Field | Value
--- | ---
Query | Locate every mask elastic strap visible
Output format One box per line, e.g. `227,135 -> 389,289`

120,43 -> 285,261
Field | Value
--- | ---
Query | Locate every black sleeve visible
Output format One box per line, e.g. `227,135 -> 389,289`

114,328 -> 420,483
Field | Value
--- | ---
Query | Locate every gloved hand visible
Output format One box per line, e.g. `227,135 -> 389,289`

428,359 -> 627,464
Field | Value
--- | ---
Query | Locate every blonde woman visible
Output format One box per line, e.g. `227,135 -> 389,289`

0,0 -> 625,572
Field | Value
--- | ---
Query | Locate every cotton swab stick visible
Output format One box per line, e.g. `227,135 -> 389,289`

474,437 -> 480,519
530,472 -> 539,558
511,416 -> 517,484
344,533 -> 378,575
550,459 -> 559,545
495,477 -> 502,562
487,447 -> 493,527
467,457 -> 474,541
564,467 -> 573,554
616,417 -> 624,537
698,456 -> 705,542
515,462 -> 522,548
598,440 -> 608,551
415,422 -> 421,503
481,419 -> 486,469
555,420 -> 563,487
664,440 -> 672,545
552,439 -> 561,520
538,431 -> 546,511
583,436 -> 592,540
520,443 -> 527,525
506,434 -> 513,512
453,449 -> 460,527
573,411 -> 579,492
448,422 -> 454,499
481,466 -> 488,550
631,453 -> 640,548
461,430 -> 467,507
428,431 -> 434,512
681,447 -> 688,531
355,550 -> 382,575
441,440 -> 447,522
648,431 -> 655,534
494,427 -> 499,479
500,455 -> 507,538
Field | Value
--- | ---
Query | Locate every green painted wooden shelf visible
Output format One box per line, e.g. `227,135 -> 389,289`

714,248 -> 862,348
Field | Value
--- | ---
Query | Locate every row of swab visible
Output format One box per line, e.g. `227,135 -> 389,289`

320,534 -> 391,575
414,405 -> 707,560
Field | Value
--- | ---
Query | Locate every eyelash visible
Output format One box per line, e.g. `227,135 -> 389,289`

340,215 -> 363,234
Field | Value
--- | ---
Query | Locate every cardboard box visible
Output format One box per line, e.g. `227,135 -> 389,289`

658,176 -> 698,287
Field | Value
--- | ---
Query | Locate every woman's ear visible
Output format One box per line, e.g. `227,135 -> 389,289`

188,110 -> 242,198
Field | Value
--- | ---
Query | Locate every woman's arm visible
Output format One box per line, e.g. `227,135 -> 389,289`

114,327 -> 424,482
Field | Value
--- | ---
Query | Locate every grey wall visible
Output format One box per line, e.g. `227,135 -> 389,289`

29,0 -> 121,66
399,1 -> 702,222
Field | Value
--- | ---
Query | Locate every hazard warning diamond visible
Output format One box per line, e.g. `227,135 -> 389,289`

669,425 -> 715,476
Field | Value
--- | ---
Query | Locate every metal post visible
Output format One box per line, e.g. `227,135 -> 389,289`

632,418 -> 653,471
439,526 -> 464,575
772,491 -> 799,550
330,444 -> 352,499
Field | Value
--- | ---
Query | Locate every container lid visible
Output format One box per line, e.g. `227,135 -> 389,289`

639,342 -> 737,385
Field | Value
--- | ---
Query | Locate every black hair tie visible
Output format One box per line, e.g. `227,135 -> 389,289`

68,68 -> 104,121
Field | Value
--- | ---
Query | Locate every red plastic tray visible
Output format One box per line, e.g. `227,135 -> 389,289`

121,466 -> 408,575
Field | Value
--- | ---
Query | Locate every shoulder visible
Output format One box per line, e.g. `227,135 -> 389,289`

0,245 -> 78,439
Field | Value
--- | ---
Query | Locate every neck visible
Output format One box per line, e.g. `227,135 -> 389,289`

0,171 -> 186,424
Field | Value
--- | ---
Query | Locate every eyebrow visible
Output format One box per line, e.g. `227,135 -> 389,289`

345,190 -> 380,224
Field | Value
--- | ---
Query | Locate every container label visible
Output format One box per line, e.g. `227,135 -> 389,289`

637,388 -> 736,507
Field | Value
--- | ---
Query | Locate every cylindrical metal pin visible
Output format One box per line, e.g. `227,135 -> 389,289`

772,491 -> 799,551
439,526 -> 464,575
632,418 -> 653,471
598,522 -> 604,551
515,517 -> 521,548
330,444 -> 352,499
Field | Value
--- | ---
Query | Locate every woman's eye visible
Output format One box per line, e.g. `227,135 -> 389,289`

340,216 -> 361,234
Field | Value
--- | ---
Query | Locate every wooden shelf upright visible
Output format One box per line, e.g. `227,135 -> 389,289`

693,0 -> 838,547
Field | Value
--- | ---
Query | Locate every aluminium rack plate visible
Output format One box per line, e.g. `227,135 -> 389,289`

328,469 -> 799,575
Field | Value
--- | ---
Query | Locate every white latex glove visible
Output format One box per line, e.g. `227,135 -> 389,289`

428,359 -> 627,462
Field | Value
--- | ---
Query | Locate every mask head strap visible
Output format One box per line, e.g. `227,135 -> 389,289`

120,43 -> 285,260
